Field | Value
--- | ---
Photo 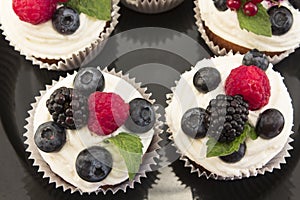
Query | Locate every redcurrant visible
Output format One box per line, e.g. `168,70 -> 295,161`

243,1 -> 258,16
251,0 -> 263,4
226,0 -> 242,10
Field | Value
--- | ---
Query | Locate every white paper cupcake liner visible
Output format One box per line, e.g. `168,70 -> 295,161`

165,55 -> 294,180
24,67 -> 162,194
0,0 -> 120,71
121,0 -> 184,14
193,0 -> 298,64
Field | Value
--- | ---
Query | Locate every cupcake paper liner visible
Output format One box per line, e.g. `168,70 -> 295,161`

24,67 -> 162,194
193,0 -> 297,64
165,54 -> 294,180
0,0 -> 120,71
121,0 -> 184,14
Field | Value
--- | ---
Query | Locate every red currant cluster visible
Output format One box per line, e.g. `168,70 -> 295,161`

226,0 -> 263,16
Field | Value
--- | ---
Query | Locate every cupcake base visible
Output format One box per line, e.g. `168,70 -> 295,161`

193,0 -> 297,64
121,0 -> 184,14
24,68 -> 162,194
0,0 -> 120,71
165,53 -> 294,180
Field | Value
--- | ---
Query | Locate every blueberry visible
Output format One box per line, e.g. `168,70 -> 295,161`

242,49 -> 269,71
255,109 -> 285,139
52,6 -> 80,35
268,6 -> 293,36
76,146 -> 113,182
193,67 -> 221,93
74,67 -> 105,96
125,98 -> 155,133
213,0 -> 228,11
289,0 -> 300,9
34,121 -> 66,152
181,107 -> 207,139
220,143 -> 246,163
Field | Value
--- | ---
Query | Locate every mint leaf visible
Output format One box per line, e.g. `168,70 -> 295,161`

237,0 -> 272,37
206,122 -> 256,157
245,123 -> 258,140
106,132 -> 143,180
65,0 -> 111,21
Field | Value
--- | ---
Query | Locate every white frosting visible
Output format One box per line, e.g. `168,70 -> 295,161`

0,0 -> 107,59
198,0 -> 300,52
125,0 -> 138,6
165,54 -> 293,178
33,72 -> 154,192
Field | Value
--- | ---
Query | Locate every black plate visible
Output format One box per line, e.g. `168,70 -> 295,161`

1,1 -> 300,199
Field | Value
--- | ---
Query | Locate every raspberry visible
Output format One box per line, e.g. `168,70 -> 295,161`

225,65 -> 270,111
13,0 -> 57,25
88,92 -> 129,136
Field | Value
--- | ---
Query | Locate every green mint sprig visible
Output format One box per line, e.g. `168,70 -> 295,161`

206,123 -> 257,158
105,132 -> 143,181
64,0 -> 111,21
237,0 -> 272,37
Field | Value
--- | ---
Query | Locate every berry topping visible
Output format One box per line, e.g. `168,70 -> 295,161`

213,0 -> 228,11
289,0 -> 300,9
74,67 -> 105,96
13,0 -> 57,25
243,1 -> 258,16
193,67 -> 221,93
34,121 -> 66,152
256,109 -> 285,139
268,6 -> 293,36
76,146 -> 113,182
251,0 -> 263,3
205,94 -> 249,143
52,6 -> 80,35
226,0 -> 242,11
225,65 -> 271,111
242,49 -> 269,71
181,107 -> 207,139
88,92 -> 129,136
46,87 -> 89,129
220,142 -> 246,163
124,98 -> 156,133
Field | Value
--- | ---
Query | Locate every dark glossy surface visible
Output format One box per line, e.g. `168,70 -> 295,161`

1,0 -> 300,199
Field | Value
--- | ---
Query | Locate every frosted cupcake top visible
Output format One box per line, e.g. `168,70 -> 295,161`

31,68 -> 157,193
198,0 -> 300,52
166,53 -> 293,178
0,0 -> 112,60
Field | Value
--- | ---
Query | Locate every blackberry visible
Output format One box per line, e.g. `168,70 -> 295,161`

46,87 -> 88,129
205,94 -> 249,143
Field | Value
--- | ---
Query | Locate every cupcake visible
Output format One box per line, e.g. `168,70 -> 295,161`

0,0 -> 120,71
121,0 -> 184,14
165,52 -> 293,179
195,0 -> 300,63
24,67 -> 161,193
